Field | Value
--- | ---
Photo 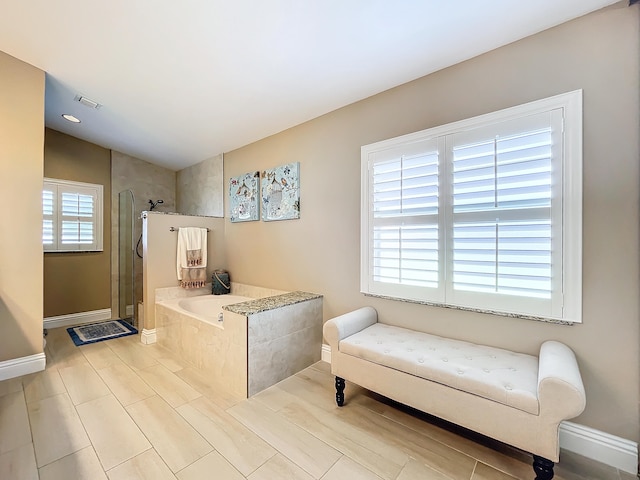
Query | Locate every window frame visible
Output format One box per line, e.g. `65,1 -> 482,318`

360,90 -> 582,323
43,177 -> 104,252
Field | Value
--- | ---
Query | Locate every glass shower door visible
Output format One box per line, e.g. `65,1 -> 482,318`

118,190 -> 135,326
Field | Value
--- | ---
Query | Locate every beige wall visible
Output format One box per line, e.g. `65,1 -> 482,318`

43,129 -> 112,317
177,154 -> 224,217
111,151 -> 176,320
223,5 -> 639,442
142,212 -> 227,331
0,51 -> 45,361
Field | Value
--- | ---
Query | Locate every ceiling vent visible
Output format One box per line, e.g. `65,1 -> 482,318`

74,95 -> 101,109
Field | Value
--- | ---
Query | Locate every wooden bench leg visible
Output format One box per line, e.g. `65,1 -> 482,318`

533,455 -> 554,480
335,376 -> 345,406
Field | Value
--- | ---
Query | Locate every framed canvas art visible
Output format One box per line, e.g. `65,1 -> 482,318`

261,162 -> 300,221
229,171 -> 260,222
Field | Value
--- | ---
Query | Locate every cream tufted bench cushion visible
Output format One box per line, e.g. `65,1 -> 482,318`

323,306 -> 586,480
339,323 -> 540,415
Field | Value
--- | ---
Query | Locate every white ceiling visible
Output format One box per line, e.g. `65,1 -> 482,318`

1,0 -> 619,171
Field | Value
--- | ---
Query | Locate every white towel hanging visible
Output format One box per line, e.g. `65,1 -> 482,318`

176,227 -> 208,287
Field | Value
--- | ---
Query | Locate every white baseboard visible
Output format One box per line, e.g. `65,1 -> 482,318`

321,344 -> 331,363
560,421 -> 638,474
0,352 -> 46,381
320,343 -> 638,474
141,329 -> 157,344
44,308 -> 112,329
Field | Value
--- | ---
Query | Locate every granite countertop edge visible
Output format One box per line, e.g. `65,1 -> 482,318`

223,291 -> 322,315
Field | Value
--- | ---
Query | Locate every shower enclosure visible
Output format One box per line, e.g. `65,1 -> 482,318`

118,190 -> 136,326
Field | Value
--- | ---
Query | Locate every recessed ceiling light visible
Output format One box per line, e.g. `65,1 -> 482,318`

62,114 -> 81,123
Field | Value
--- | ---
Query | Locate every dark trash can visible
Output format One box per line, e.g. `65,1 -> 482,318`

212,270 -> 230,295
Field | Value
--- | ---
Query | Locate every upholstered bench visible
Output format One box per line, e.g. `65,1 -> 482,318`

323,307 -> 586,480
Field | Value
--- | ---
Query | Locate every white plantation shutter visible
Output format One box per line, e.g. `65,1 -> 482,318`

43,179 -> 103,252
61,190 -> 95,245
445,111 -> 563,318
42,188 -> 55,247
362,91 -> 582,322
365,138 -> 445,303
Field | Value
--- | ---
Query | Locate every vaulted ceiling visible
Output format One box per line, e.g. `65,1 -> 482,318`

0,0 -> 619,170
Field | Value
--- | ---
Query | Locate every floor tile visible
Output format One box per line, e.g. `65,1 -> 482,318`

1,330 -> 623,480
106,339 -> 158,370
619,471 -> 638,480
334,401 -> 477,480
252,383 -> 299,412
45,331 -> 89,370
22,369 -> 66,404
174,367 -> 243,409
59,364 -> 111,405
0,390 -> 32,455
554,450 -> 622,480
106,449 -> 177,480
156,356 -> 186,372
28,393 -> 91,467
47,351 -> 90,370
80,342 -> 124,370
176,451 -> 244,480
279,399 -> 405,479
38,445 -> 108,480
277,368 -> 364,413
396,458 -> 452,480
138,343 -> 187,372
96,363 -> 155,406
298,365 -> 367,400
177,397 -> 276,476
471,462 -> 518,480
0,377 -> 23,398
247,453 -> 314,480
229,398 -> 341,479
351,392 -> 533,478
127,395 -> 212,473
321,455 -> 384,480
136,364 -> 201,407
76,394 -> 151,471
0,442 -> 38,480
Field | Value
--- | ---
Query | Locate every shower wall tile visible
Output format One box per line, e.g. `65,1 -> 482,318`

230,283 -> 288,299
176,154 -> 224,218
155,285 -> 211,302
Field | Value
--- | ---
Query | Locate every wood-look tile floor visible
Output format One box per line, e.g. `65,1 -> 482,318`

0,327 -> 634,480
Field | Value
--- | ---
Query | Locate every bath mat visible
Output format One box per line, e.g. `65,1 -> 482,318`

67,320 -> 137,346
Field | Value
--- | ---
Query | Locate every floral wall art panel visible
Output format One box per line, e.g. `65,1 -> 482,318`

261,162 -> 300,221
229,171 -> 260,222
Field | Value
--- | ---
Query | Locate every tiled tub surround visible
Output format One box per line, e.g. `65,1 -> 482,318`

157,294 -> 254,326
155,299 -> 249,398
155,288 -> 323,398
155,282 -> 288,303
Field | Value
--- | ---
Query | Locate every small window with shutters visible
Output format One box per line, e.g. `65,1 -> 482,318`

361,90 -> 582,323
43,178 -> 104,252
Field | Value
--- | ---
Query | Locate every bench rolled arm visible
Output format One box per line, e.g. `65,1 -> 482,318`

537,340 -> 586,421
323,307 -> 378,349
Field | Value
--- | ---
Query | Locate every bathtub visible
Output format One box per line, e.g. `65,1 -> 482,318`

157,294 -> 253,327
155,288 -> 323,399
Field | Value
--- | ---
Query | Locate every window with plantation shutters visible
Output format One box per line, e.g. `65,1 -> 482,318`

361,91 -> 582,323
43,178 -> 104,252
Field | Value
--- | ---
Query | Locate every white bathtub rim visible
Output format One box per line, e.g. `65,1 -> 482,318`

156,294 -> 253,328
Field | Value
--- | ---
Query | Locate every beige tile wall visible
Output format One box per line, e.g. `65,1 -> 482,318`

177,154 -> 224,217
